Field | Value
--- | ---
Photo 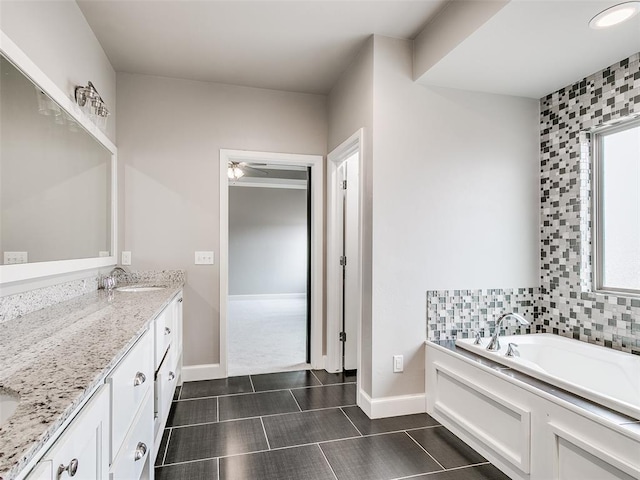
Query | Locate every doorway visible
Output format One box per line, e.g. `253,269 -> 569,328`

327,130 -> 363,374
219,150 -> 323,378
227,165 -> 310,375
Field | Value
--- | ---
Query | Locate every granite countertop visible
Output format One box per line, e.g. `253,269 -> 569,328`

0,278 -> 184,480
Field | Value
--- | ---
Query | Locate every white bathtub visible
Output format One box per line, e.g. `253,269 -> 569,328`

455,333 -> 640,420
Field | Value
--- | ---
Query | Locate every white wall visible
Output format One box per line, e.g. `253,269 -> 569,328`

229,187 -> 307,296
327,36 -> 374,395
0,0 -> 116,143
370,36 -> 539,399
117,72 -> 327,367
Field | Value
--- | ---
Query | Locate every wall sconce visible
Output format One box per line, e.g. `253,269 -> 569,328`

75,81 -> 110,118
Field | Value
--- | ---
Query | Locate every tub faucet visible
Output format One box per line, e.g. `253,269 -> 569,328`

486,312 -> 530,351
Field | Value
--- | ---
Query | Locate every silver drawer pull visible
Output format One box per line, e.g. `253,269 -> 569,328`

168,371 -> 175,381
164,326 -> 171,335
133,371 -> 146,386
57,458 -> 78,478
134,442 -> 147,461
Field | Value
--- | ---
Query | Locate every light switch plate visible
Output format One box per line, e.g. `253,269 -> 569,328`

4,251 -> 28,265
121,251 -> 132,265
195,251 -> 214,265
393,355 -> 403,373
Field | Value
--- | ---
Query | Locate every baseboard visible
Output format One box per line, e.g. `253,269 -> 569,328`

182,363 -> 226,382
228,293 -> 306,301
358,389 -> 426,419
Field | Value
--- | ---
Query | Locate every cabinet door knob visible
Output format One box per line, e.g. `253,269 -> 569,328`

134,442 -> 147,461
57,458 -> 79,478
168,371 -> 176,381
164,327 -> 171,335
178,297 -> 183,303
133,371 -> 146,386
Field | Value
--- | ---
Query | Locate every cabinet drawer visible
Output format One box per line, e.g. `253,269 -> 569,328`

43,386 -> 110,480
154,309 -> 173,369
157,349 -> 179,423
25,460 -> 51,480
108,329 -> 153,457
110,390 -> 154,480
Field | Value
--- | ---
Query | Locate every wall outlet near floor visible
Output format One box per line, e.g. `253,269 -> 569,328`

4,251 -> 28,265
393,355 -> 403,373
195,251 -> 214,265
121,251 -> 132,265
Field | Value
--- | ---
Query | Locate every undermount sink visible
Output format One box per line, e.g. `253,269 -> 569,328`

0,390 -> 20,426
115,285 -> 166,292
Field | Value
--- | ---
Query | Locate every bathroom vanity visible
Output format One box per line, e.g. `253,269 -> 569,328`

0,282 -> 184,480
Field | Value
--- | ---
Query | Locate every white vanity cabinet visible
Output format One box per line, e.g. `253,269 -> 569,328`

23,290 -> 184,480
36,385 -> 110,480
153,294 -> 183,456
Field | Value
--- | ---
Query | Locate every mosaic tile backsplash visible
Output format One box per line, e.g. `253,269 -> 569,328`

538,52 -> 639,354
427,288 -> 538,341
427,53 -> 640,355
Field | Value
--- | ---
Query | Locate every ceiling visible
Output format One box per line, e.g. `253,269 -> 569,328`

78,0 -> 640,99
416,0 -> 640,98
77,0 -> 446,95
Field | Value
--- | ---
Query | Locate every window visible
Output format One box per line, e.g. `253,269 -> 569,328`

592,118 -> 640,295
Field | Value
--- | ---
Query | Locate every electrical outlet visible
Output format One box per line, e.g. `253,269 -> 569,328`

121,251 -> 132,265
393,355 -> 403,373
4,251 -> 28,264
195,251 -> 214,265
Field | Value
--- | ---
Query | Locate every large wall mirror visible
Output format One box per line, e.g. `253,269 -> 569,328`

0,32 -> 117,284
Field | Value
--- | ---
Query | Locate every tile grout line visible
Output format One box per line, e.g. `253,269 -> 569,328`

316,443 -> 340,480
216,396 -> 219,423
173,380 -> 356,402
160,428 -> 173,466
249,375 -> 256,393
216,458 -> 220,479
177,385 -> 183,400
259,416 -> 272,450
309,369 -> 324,385
339,407 -> 363,436
403,431 -> 446,472
289,389 -> 303,412
391,462 -> 493,479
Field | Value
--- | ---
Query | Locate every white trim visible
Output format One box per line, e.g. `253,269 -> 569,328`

220,149 -> 324,377
181,363 -> 226,382
229,293 -> 306,301
326,129 -> 364,375
0,31 -> 118,285
230,177 -> 308,190
359,389 -> 426,419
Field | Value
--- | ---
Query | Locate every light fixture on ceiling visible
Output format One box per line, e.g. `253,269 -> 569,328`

75,81 -> 110,117
589,1 -> 640,29
228,162 -> 245,180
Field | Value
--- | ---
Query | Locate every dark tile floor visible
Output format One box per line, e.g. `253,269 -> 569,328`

155,370 -> 510,480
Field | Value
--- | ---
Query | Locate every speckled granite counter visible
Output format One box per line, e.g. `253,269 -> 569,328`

0,279 -> 184,479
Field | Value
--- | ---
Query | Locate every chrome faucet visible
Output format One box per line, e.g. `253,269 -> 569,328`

486,312 -> 530,351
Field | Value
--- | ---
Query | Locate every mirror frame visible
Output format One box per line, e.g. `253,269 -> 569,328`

0,30 -> 117,284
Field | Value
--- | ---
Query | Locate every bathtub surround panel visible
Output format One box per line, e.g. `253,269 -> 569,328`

426,288 -> 538,342
538,52 -> 640,353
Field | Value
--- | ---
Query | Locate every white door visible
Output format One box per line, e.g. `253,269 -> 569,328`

337,153 -> 359,371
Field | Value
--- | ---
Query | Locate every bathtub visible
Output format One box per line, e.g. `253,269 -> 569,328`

455,333 -> 640,420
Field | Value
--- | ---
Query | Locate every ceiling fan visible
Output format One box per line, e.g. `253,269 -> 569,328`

227,161 -> 269,180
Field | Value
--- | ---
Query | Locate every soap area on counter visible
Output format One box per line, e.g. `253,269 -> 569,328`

0,270 -> 185,480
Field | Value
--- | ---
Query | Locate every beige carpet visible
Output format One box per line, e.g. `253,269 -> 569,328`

228,296 -> 309,376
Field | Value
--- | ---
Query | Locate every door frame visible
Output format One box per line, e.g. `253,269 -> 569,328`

326,129 -> 364,374
219,149 -> 324,376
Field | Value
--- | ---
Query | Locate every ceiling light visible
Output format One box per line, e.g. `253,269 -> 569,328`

228,162 -> 245,180
589,2 -> 640,29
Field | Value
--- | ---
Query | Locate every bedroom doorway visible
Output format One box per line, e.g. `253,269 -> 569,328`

219,150 -> 323,377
